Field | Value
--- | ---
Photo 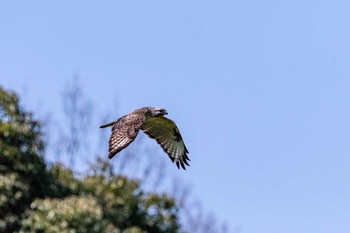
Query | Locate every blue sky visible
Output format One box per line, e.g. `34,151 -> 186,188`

1,1 -> 350,232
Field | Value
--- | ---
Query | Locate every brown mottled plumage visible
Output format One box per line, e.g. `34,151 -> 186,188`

99,107 -> 190,170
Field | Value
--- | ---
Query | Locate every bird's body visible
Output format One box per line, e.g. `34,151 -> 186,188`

100,107 -> 190,169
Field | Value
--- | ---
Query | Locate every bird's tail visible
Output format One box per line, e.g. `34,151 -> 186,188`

99,121 -> 115,128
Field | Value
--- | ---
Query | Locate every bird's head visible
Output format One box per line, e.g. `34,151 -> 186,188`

148,107 -> 168,117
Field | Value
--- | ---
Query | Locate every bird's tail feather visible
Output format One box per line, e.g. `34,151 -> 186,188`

99,121 -> 114,128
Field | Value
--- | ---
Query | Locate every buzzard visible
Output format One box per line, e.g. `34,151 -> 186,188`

100,107 -> 190,170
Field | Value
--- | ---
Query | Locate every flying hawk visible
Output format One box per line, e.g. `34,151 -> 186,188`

100,107 -> 190,170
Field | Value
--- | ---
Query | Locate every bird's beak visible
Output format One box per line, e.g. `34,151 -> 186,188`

162,110 -> 168,115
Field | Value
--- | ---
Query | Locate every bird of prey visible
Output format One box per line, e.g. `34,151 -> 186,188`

99,107 -> 190,170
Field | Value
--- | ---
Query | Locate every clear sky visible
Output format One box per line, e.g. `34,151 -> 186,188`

1,1 -> 350,233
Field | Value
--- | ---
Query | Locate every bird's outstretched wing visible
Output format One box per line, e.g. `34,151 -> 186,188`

106,113 -> 145,159
141,116 -> 190,169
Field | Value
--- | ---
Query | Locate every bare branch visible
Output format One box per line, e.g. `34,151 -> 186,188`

59,74 -> 93,167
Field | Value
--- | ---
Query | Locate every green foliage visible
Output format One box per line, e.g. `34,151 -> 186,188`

0,86 -> 180,233
0,87 -> 50,232
82,173 -> 179,233
18,196 -> 118,233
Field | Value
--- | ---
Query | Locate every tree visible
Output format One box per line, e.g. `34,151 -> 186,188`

17,162 -> 179,233
0,86 -> 180,233
0,86 -> 51,232
59,75 -> 93,167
